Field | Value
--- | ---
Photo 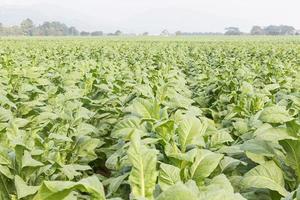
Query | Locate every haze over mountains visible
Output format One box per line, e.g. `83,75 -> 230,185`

0,4 -> 95,31
0,0 -> 299,34
0,3 -> 243,34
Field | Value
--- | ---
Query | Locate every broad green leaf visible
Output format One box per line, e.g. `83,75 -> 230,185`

240,139 -> 276,157
220,156 -> 246,172
0,165 -> 13,179
164,143 -> 197,162
153,119 -> 175,142
233,119 -> 249,135
103,173 -> 129,197
178,116 -> 207,152
75,123 -> 97,136
22,151 -> 44,169
245,152 -> 266,164
210,129 -> 234,147
125,98 -> 162,120
280,140 -> 300,182
0,107 -> 12,122
198,174 -> 246,200
259,106 -> 293,124
241,161 -> 288,196
254,124 -> 296,141
111,118 -> 145,139
158,163 -> 181,191
156,182 -> 198,200
241,81 -> 254,96
127,133 -> 158,199
33,176 -> 105,200
34,112 -> 58,124
189,149 -> 223,182
49,133 -> 73,142
60,164 -> 91,180
15,175 -> 39,199
0,94 -> 16,108
76,136 -> 100,161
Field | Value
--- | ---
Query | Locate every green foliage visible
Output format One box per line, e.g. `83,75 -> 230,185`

1,37 -> 300,200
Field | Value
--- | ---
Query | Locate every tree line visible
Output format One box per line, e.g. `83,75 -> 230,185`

224,25 -> 298,35
0,18 -> 299,36
165,25 -> 299,36
0,18 -> 116,36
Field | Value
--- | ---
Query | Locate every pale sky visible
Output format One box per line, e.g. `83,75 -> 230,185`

0,0 -> 299,34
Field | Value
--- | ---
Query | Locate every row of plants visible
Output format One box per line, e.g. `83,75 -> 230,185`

0,39 -> 300,199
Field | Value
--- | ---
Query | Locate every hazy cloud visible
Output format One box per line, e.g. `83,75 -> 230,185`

0,0 -> 298,33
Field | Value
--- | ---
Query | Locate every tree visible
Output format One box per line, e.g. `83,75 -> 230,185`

224,27 -> 241,35
68,26 -> 79,36
91,31 -> 103,36
250,26 -> 264,35
160,29 -> 169,36
35,21 -> 69,36
142,32 -> 149,36
115,30 -> 122,35
264,25 -> 281,35
80,31 -> 90,36
252,25 -> 296,35
279,25 -> 296,35
7,26 -> 22,36
20,18 -> 34,36
0,19 -> 89,36
175,31 -> 182,36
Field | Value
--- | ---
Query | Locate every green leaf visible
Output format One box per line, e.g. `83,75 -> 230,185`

34,112 -> 58,124
0,165 -> 13,179
164,143 -> 197,162
125,98 -> 162,120
49,133 -> 73,142
280,140 -> 300,182
0,107 -> 12,122
156,182 -> 198,200
158,163 -> 181,191
198,174 -> 246,200
264,83 -> 280,91
245,152 -> 266,164
189,149 -> 223,182
254,124 -> 297,141
15,175 -> 39,199
220,156 -> 246,173
241,81 -> 254,96
178,116 -> 207,152
111,118 -> 145,139
75,123 -> 97,136
60,164 -> 91,180
154,120 -> 175,142
76,136 -> 100,162
210,129 -> 234,147
103,173 -> 129,197
259,106 -> 293,124
33,176 -> 105,200
233,119 -> 249,135
22,151 -> 44,169
0,94 -> 16,108
127,133 -> 158,199
241,161 -> 288,196
240,139 -> 276,157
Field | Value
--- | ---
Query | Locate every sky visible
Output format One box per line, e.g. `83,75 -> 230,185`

0,0 -> 299,34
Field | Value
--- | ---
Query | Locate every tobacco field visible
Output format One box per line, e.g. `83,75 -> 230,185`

1,37 -> 300,200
